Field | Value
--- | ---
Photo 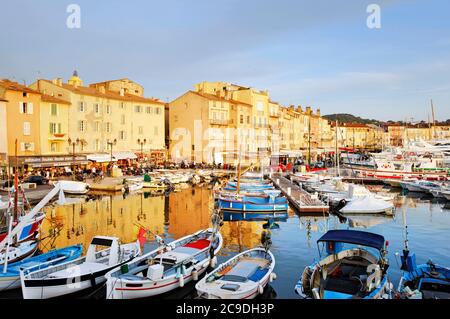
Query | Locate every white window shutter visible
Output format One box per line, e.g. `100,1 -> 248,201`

20,142 -> 25,151
28,103 -> 33,114
19,102 -> 23,114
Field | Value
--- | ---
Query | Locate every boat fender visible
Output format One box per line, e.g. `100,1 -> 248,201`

179,275 -> 185,287
192,269 -> 199,281
258,284 -> 264,295
270,272 -> 277,282
210,256 -> 218,268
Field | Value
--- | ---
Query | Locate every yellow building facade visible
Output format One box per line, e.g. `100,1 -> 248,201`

0,80 -> 42,157
30,72 -> 166,160
169,81 -> 330,165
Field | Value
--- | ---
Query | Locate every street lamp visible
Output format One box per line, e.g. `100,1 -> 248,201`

68,137 -> 80,180
137,138 -> 147,163
107,139 -> 117,175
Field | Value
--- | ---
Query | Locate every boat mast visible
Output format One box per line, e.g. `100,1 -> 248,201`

13,139 -> 19,225
431,99 -> 436,140
335,118 -> 340,177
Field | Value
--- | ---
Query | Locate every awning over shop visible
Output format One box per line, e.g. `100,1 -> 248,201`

272,150 -> 303,157
112,151 -> 137,160
86,154 -> 116,163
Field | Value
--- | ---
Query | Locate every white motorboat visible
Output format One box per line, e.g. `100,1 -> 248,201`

105,228 -> 223,299
126,182 -> 144,193
400,180 -> 441,193
196,248 -> 276,299
20,236 -> 141,299
56,181 -> 89,195
443,190 -> 450,201
339,195 -> 394,215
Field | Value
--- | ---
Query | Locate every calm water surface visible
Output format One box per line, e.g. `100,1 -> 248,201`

37,186 -> 450,299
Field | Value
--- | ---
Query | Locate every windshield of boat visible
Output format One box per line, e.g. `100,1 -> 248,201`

318,242 -> 381,260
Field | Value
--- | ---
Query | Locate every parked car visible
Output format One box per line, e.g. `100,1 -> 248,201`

2,179 -> 14,188
25,175 -> 49,185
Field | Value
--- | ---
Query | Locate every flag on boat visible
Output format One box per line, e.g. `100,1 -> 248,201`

137,227 -> 147,246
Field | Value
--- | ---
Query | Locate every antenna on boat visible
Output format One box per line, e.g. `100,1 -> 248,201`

400,205 -> 410,271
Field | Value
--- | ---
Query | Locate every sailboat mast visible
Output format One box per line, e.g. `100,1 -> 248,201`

335,119 -> 340,177
431,99 -> 436,140
13,139 -> 19,224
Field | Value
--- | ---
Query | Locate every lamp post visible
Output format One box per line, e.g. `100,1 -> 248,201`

137,138 -> 147,163
68,137 -> 80,180
107,139 -> 117,175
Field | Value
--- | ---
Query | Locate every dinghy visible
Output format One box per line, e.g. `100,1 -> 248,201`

196,248 -> 276,299
20,236 -> 141,299
295,229 -> 392,299
218,190 -> 288,213
56,181 -> 89,195
105,228 -> 223,299
0,245 -> 82,291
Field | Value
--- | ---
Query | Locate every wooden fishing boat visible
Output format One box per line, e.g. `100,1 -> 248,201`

0,245 -> 82,291
295,229 -> 392,299
0,240 -> 39,266
20,236 -> 141,299
196,248 -> 276,299
105,228 -> 223,299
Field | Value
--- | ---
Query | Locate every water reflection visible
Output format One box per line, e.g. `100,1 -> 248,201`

38,186 -> 449,299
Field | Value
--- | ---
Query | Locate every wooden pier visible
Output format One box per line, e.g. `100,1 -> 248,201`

268,173 -> 329,214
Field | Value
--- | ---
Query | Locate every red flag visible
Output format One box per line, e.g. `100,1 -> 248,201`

137,227 -> 147,246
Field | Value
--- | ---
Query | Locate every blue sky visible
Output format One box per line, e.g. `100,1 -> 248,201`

1,0 -> 449,121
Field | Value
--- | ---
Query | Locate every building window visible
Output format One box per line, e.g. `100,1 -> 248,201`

94,122 -> 100,132
51,142 -> 58,152
247,116 -> 250,124
94,103 -> 100,114
49,123 -> 57,134
135,105 -> 142,113
155,107 -> 161,115
119,131 -> 126,140
106,122 -> 112,133
79,102 -> 85,112
138,126 -> 143,134
79,120 -> 86,132
23,122 -> 31,135
51,104 -> 58,116
146,106 -> 152,114
240,115 -> 244,124
106,104 -> 111,114
19,102 -> 33,114
120,102 -> 125,109
95,139 -> 100,151
23,92 -> 28,98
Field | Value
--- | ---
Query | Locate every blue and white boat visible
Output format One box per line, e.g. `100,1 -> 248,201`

218,190 -> 288,213
0,245 -> 82,291
225,181 -> 274,191
398,253 -> 450,299
222,211 -> 288,222
295,229 -> 392,299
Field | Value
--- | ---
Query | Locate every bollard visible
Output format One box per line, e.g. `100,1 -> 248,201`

288,187 -> 291,196
276,178 -> 280,185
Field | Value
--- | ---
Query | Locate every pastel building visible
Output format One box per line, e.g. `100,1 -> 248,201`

31,72 -> 166,163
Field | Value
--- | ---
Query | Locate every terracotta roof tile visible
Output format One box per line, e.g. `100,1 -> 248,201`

41,79 -> 165,105
190,91 -> 253,107
0,79 -> 40,94
41,94 -> 71,105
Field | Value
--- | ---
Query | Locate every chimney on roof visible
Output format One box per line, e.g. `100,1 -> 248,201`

297,105 -> 303,113
316,108 -> 321,116
99,86 -> 106,94
306,106 -> 312,115
120,88 -> 125,96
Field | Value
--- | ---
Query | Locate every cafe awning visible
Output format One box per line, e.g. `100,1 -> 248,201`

112,151 -> 137,160
87,154 -> 116,163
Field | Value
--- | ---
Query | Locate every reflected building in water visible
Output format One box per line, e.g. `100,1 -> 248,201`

41,193 -> 165,252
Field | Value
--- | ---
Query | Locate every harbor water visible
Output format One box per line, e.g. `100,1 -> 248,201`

28,186 -> 450,299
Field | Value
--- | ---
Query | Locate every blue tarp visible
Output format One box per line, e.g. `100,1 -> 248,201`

318,230 -> 385,251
